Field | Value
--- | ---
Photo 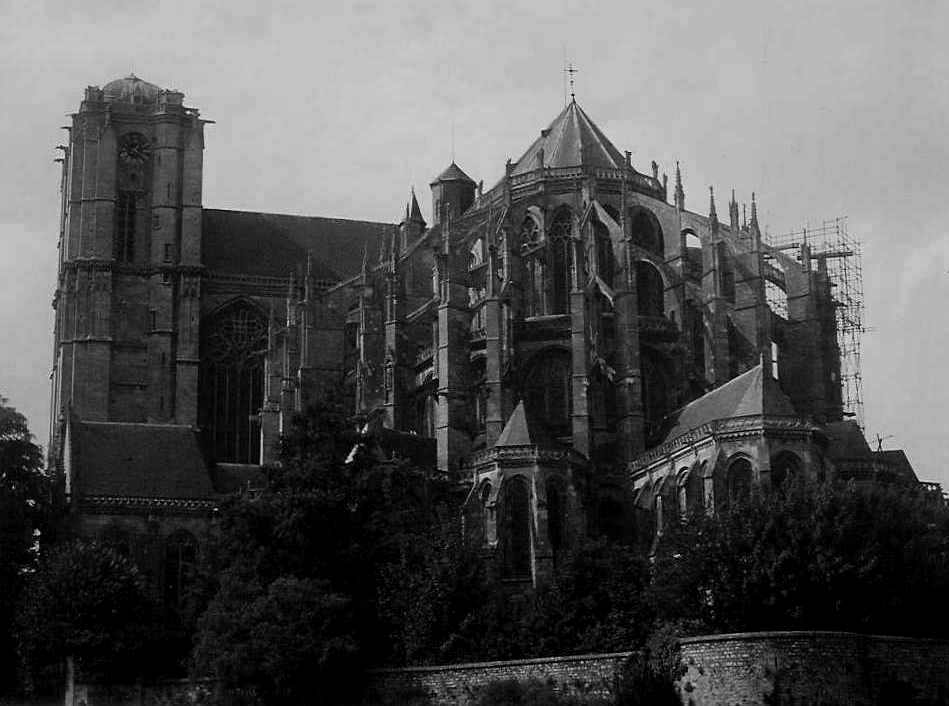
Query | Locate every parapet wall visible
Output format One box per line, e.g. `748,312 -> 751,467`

678,631 -> 949,705
366,652 -> 631,704
64,632 -> 949,705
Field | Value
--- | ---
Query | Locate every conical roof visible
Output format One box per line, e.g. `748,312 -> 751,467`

431,161 -> 475,185
510,100 -> 626,176
407,189 -> 425,223
660,364 -> 798,444
495,401 -> 557,448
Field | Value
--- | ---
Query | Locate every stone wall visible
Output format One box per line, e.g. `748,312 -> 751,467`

678,631 -> 949,705
366,652 -> 632,704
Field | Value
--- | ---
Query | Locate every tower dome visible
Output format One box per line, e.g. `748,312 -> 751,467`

102,74 -> 161,104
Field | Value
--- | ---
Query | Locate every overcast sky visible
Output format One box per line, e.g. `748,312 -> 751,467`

1,0 -> 947,486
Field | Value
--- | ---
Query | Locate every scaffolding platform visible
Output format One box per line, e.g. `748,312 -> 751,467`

766,217 -> 865,428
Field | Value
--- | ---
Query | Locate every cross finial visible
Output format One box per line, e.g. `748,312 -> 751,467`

565,63 -> 578,102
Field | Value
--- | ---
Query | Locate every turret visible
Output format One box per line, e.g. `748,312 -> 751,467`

430,161 -> 476,226
399,187 -> 426,251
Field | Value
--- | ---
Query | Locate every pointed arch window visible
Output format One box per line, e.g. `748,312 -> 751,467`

549,211 -> 573,314
199,302 -> 268,463
520,217 -> 545,316
500,476 -> 531,579
726,457 -> 753,507
524,349 -> 571,437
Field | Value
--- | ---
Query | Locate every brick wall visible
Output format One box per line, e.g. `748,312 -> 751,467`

678,631 -> 949,706
365,652 -> 631,704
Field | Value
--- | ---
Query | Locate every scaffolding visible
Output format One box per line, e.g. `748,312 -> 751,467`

766,217 -> 866,428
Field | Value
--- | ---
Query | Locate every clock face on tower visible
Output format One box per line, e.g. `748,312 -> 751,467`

119,133 -> 151,164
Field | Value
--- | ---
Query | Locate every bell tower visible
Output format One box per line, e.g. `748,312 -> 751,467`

50,75 -> 208,453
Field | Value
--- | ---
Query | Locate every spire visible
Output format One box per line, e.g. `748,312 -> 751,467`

360,243 -> 370,284
750,191 -> 759,227
708,185 -> 718,226
674,161 -> 685,210
408,187 -> 425,224
743,203 -> 747,230
304,250 -> 313,302
729,188 -> 740,232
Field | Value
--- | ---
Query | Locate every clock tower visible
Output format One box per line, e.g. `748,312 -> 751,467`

51,75 -> 208,453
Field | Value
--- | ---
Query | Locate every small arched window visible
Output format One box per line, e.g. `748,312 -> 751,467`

164,530 -> 198,610
726,458 -> 753,507
771,451 -> 802,490
500,477 -> 532,579
548,211 -> 573,314
678,468 -> 704,517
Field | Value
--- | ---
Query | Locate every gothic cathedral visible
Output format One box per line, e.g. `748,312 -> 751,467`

50,75 -> 917,600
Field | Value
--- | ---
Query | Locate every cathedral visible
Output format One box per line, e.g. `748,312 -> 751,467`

50,75 -> 918,599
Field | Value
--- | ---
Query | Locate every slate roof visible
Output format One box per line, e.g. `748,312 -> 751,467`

660,364 -> 798,444
873,449 -> 919,483
202,209 -> 393,281
511,100 -> 627,177
822,420 -> 873,459
70,420 -> 214,500
495,401 -> 557,448
431,161 -> 475,184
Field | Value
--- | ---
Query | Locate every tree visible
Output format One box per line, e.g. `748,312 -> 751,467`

193,574 -> 358,705
15,540 -> 156,689
649,477 -> 949,637
191,392 -> 464,701
0,395 -> 54,693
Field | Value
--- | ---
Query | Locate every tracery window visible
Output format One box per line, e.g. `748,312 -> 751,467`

548,211 -> 573,314
524,349 -> 571,437
199,302 -> 268,463
500,476 -> 531,579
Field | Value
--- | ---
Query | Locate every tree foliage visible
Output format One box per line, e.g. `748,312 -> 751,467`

191,393 -> 465,702
0,395 -> 54,694
15,540 -> 156,687
649,477 -> 949,637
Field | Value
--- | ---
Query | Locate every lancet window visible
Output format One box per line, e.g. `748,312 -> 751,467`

500,476 -> 531,579
520,217 -> 545,317
548,211 -> 573,314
